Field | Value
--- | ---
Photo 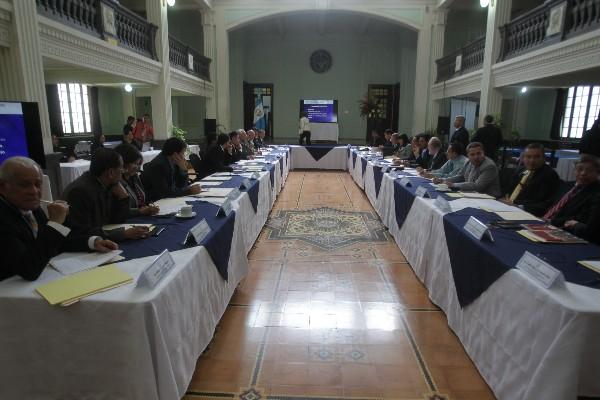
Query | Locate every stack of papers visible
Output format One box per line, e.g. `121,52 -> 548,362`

103,223 -> 154,231
201,176 -> 231,182
36,265 -> 133,306
154,198 -> 189,215
197,181 -> 223,187
494,211 -> 541,221
193,188 -> 235,198
49,250 -> 124,275
447,192 -> 495,199
579,260 -> 600,274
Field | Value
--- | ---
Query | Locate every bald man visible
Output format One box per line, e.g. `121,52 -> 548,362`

0,157 -> 117,281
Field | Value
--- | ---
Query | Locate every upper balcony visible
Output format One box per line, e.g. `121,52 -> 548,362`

36,0 -> 157,60
498,0 -> 600,61
435,35 -> 485,83
169,35 -> 211,82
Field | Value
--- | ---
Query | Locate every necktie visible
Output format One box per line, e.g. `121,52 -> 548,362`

509,170 -> 531,202
544,185 -> 581,220
24,211 -> 38,238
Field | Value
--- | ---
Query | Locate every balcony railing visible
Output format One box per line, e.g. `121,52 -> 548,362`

435,36 -> 485,83
499,0 -> 600,61
36,0 -> 157,60
169,35 -> 211,82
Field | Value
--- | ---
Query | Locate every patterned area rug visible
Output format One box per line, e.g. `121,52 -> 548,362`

266,207 -> 388,251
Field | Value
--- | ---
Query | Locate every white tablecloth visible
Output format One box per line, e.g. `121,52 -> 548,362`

0,150 -> 291,400
310,122 -> 339,142
289,145 -> 348,170
348,149 -> 600,400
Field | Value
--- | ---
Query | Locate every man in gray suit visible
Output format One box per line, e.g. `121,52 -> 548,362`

434,142 -> 502,198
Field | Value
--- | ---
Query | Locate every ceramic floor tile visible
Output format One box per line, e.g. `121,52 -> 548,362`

184,171 -> 494,400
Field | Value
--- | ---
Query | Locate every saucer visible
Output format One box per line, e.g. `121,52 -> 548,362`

175,211 -> 196,219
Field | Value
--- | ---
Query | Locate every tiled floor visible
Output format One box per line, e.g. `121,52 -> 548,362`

184,171 -> 495,400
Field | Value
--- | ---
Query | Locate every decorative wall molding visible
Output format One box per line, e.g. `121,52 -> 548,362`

38,17 -> 162,85
431,69 -> 482,100
492,29 -> 600,88
171,68 -> 214,97
0,8 -> 10,48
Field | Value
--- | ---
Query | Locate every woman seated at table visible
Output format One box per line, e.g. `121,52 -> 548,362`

91,132 -> 105,154
114,144 -> 159,217
394,133 -> 413,159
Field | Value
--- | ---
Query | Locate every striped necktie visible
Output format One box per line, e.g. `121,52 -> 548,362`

24,211 -> 39,238
509,170 -> 531,202
544,185 -> 581,220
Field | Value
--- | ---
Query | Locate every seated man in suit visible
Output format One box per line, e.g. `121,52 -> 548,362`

502,143 -> 560,216
64,148 -> 150,242
255,129 -> 267,148
0,157 -> 117,281
544,154 -> 600,243
203,133 -> 234,176
239,130 -> 255,159
434,142 -> 502,198
247,130 -> 258,150
226,131 -> 244,164
426,137 -> 447,170
141,137 -> 200,202
414,133 -> 432,168
383,129 -> 394,148
419,143 -> 466,179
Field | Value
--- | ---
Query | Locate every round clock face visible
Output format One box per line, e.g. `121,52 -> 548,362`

310,50 -> 332,73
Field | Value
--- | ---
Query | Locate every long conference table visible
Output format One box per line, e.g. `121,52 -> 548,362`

2,143 -> 599,399
348,148 -> 600,400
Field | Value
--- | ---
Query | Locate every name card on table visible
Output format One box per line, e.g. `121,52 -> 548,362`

464,216 -> 494,242
382,166 -> 390,174
137,249 -> 176,289
217,197 -> 234,217
227,188 -> 242,200
415,186 -> 430,198
516,251 -> 564,288
183,219 -> 211,245
400,177 -> 412,187
434,196 -> 452,213
251,172 -> 261,180
389,170 -> 401,179
240,178 -> 252,190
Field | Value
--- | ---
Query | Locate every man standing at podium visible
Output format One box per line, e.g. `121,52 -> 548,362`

299,112 -> 311,145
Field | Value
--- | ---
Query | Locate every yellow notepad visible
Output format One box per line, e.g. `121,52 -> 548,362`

36,264 -> 133,306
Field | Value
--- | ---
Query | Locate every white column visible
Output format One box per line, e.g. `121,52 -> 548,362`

413,11 -> 433,133
9,0 -> 52,153
214,8 -> 230,131
202,10 -> 216,120
146,0 -> 172,140
479,0 -> 512,125
427,9 -> 448,132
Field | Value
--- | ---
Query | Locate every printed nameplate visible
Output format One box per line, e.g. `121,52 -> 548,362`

184,219 -> 211,245
434,196 -> 452,213
464,216 -> 492,241
217,198 -> 234,217
251,172 -> 261,180
137,249 -> 175,289
240,178 -> 252,190
400,177 -> 412,187
228,188 -> 242,200
415,186 -> 430,198
389,170 -> 400,179
381,166 -> 390,174
516,251 -> 564,288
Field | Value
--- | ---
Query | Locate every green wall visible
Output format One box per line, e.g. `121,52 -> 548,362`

97,87 -> 125,135
501,88 -> 557,140
229,28 -> 417,143
172,96 -> 206,140
167,10 -> 204,54
443,9 -> 487,55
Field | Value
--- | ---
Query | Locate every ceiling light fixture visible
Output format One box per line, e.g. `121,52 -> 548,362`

480,0 -> 490,7
167,0 -> 176,6
124,84 -> 133,93
521,86 -> 528,94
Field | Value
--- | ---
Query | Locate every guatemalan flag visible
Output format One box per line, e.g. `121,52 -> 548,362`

253,97 -> 266,130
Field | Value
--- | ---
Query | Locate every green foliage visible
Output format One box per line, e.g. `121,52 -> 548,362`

171,125 -> 187,143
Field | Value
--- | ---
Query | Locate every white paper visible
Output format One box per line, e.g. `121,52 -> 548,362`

154,198 -> 189,215
197,181 -> 223,187
201,177 -> 231,182
449,198 -> 521,213
50,250 -> 123,275
495,211 -> 541,221
193,188 -> 235,198
103,223 -> 153,231
199,197 -> 229,206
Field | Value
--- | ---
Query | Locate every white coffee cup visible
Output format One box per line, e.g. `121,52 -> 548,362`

180,205 -> 193,217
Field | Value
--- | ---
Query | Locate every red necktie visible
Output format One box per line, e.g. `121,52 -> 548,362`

544,185 -> 581,220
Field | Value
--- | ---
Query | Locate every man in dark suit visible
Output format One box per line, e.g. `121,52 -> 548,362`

203,133 -> 234,177
226,131 -> 244,164
544,154 -> 600,243
580,118 -> 600,157
502,143 -> 560,216
141,137 -> 200,202
64,148 -> 149,242
449,115 -> 470,150
0,157 -> 117,281
472,115 -> 503,160
426,137 -> 447,170
414,133 -> 431,168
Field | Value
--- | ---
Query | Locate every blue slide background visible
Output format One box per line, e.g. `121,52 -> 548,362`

302,101 -> 337,123
0,113 -> 29,164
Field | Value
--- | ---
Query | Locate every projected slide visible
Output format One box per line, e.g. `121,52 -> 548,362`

300,100 -> 338,123
0,102 -> 29,164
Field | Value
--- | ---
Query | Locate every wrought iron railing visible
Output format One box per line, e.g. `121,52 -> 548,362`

36,0 -> 157,60
499,0 -> 600,61
435,36 -> 485,82
169,35 -> 211,81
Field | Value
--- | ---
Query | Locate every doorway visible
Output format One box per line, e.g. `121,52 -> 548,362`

365,83 -> 400,143
243,82 -> 273,140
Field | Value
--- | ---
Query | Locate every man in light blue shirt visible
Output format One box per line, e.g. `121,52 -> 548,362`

419,143 -> 467,179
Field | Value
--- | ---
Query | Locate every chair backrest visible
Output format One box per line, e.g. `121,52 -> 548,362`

189,153 -> 203,175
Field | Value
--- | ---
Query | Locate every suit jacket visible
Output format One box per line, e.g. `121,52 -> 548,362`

447,156 -> 502,198
63,172 -> 130,242
551,181 -> 600,244
415,149 -> 431,168
450,127 -> 470,149
509,164 -> 560,217
254,138 -> 264,149
121,174 -> 147,217
579,123 -> 600,158
140,153 -> 190,202
428,151 -> 447,170
225,146 -> 243,164
472,124 -> 503,159
203,145 -> 234,177
0,197 -> 89,281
